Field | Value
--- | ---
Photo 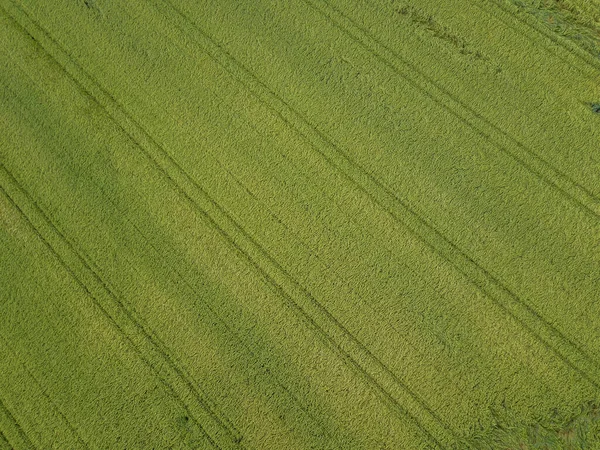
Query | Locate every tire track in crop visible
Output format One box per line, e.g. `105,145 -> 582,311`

4,0 -> 592,446
0,69 -> 341,449
303,0 -> 600,379
2,0 -> 588,446
154,0 -> 600,394
477,0 -> 600,78
0,8 -> 452,444
0,84 -> 241,450
314,0 -> 600,219
289,0 -> 600,380
0,4 -> 246,448
0,430 -> 10,449
1,7 -> 343,449
2,1 -> 453,447
132,1 -> 467,446
0,334 -> 88,448
151,0 -> 600,440
0,394 -> 35,450
92,196 -> 343,449
0,169 -> 226,450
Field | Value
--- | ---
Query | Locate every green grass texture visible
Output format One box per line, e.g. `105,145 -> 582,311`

1,0 -> 600,448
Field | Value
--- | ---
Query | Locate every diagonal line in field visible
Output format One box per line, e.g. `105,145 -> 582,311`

156,0 -> 600,391
318,0 -> 600,219
0,171 -> 225,450
0,60 -> 342,448
477,0 -> 600,78
0,334 -> 89,448
0,391 -> 36,450
156,0 -> 600,400
2,0 -> 454,447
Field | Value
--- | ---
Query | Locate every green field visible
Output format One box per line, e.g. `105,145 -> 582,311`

1,0 -> 600,448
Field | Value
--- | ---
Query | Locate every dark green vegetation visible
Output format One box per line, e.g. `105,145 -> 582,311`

0,0 -> 599,448
466,401 -> 600,449
506,0 -> 600,58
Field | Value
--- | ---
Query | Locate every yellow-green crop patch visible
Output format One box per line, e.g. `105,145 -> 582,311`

1,0 -> 599,448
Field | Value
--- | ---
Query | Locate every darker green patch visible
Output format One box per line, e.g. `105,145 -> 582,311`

456,401 -> 600,449
507,0 -> 600,59
395,4 -> 503,73
591,103 -> 600,113
396,5 -> 488,62
174,414 -> 209,448
81,0 -> 102,18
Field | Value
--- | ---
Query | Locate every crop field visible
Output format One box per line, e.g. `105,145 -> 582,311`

1,0 -> 600,448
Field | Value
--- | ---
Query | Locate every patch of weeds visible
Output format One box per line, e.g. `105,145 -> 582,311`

81,0 -> 103,18
505,0 -> 600,58
395,4 -> 503,73
396,5 -> 487,61
455,400 -> 600,449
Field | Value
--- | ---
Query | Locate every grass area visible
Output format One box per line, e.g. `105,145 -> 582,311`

463,401 -> 600,449
505,0 -> 600,58
0,0 -> 599,448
